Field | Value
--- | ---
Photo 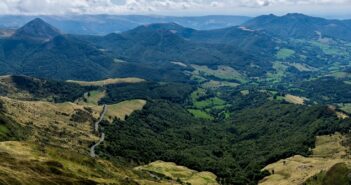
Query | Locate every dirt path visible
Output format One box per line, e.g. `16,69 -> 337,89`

90,105 -> 107,158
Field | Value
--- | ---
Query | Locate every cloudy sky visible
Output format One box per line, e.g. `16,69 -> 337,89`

0,0 -> 350,18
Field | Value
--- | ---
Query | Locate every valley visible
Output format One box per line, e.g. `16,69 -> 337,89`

0,12 -> 351,185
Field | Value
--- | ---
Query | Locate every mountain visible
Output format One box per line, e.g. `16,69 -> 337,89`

12,18 -> 61,41
0,19 -> 116,80
0,15 -> 251,35
87,23 -> 277,77
243,13 -> 351,41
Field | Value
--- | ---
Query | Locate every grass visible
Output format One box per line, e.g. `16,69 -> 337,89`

135,160 -> 219,185
0,141 -> 182,185
288,63 -> 316,72
191,88 -> 207,101
266,62 -> 288,83
201,80 -> 240,89
310,41 -> 349,56
330,72 -> 351,79
259,133 -> 351,185
241,90 -> 250,96
193,97 -> 226,109
67,77 -> 145,86
304,163 -> 351,185
276,48 -> 295,60
284,94 -> 306,105
192,65 -> 247,83
104,99 -> 147,122
77,90 -> 106,105
0,96 -> 102,151
338,103 -> 351,114
188,109 -> 214,120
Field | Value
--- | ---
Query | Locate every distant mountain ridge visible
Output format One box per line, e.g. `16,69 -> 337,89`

243,13 -> 351,41
0,15 -> 251,35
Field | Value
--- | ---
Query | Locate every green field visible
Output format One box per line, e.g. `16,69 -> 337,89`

201,80 -> 240,89
192,65 -> 247,83
266,62 -> 288,83
187,109 -> 214,120
310,41 -> 348,56
276,48 -> 295,59
193,97 -> 226,109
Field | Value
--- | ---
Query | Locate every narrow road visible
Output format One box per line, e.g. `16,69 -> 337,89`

90,105 -> 107,158
94,105 -> 107,133
90,133 -> 105,158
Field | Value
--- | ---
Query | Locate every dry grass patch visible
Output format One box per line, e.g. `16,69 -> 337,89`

284,94 -> 307,105
76,90 -> 106,106
0,96 -> 103,151
0,141 -> 151,184
104,99 -> 146,122
259,133 -> 351,185
0,76 -> 33,100
67,78 -> 145,87
135,160 -> 219,185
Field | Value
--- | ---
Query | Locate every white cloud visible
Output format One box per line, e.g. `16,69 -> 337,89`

0,0 -> 350,15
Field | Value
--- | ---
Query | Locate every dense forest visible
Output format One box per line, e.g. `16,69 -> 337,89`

99,96 -> 351,184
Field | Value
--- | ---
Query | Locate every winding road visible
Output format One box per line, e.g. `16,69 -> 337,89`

90,105 -> 107,158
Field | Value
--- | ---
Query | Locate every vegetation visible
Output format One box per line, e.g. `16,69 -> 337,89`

67,77 -> 145,86
261,133 -> 351,185
101,82 -> 194,104
0,75 -> 93,103
276,48 -> 295,60
135,160 -> 218,185
101,99 -> 351,185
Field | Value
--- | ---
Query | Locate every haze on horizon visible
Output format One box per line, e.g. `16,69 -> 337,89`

0,0 -> 350,19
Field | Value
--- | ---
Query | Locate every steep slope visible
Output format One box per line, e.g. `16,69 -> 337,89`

12,18 -> 61,41
0,19 -> 116,81
243,13 -> 351,41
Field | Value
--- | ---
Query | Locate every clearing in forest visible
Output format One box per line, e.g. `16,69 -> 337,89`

67,77 -> 145,86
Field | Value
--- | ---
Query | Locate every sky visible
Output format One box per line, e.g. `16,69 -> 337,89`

0,0 -> 350,18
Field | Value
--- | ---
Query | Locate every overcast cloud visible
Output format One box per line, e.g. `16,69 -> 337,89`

0,0 -> 350,17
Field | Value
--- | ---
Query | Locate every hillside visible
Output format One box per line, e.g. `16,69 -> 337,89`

1,14 -> 351,185
0,77 -> 218,185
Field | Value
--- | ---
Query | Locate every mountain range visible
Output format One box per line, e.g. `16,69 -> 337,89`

0,13 -> 351,81
0,15 -> 251,35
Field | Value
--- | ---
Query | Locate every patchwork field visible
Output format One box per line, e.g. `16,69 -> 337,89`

67,77 -> 145,86
259,133 -> 351,185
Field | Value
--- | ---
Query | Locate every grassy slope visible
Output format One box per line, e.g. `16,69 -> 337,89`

136,160 -> 218,185
259,133 -> 351,185
0,92 -> 217,184
67,78 -> 145,86
105,99 -> 147,122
